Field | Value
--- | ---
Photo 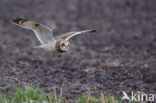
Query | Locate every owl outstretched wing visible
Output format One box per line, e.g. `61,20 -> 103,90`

11,18 -> 56,45
56,30 -> 96,40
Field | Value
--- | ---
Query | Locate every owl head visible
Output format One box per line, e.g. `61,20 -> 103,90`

60,40 -> 70,52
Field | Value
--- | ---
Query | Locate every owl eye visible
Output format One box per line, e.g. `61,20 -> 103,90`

61,43 -> 66,47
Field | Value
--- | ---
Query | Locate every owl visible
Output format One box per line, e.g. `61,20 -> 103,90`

11,18 -> 96,53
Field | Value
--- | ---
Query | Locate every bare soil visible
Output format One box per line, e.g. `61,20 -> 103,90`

0,0 -> 156,100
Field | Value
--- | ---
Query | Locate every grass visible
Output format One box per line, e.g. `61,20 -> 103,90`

0,85 -> 137,103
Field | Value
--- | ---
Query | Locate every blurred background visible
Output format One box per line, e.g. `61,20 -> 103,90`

0,0 -> 156,100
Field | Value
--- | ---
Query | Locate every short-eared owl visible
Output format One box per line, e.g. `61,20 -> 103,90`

11,18 -> 96,53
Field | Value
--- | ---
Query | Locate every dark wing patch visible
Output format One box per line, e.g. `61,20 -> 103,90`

11,18 -> 28,25
89,30 -> 96,33
35,23 -> 40,27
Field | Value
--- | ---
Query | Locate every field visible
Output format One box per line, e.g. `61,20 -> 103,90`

0,0 -> 155,102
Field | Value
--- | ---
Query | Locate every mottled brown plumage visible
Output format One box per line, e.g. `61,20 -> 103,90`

11,18 -> 96,53
12,18 -> 27,25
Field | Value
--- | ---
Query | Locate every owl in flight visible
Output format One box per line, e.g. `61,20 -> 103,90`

11,18 -> 96,53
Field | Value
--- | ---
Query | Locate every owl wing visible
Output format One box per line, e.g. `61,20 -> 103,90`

56,30 -> 96,40
11,18 -> 56,45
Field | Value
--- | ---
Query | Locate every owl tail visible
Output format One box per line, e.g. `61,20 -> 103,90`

33,44 -> 55,51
